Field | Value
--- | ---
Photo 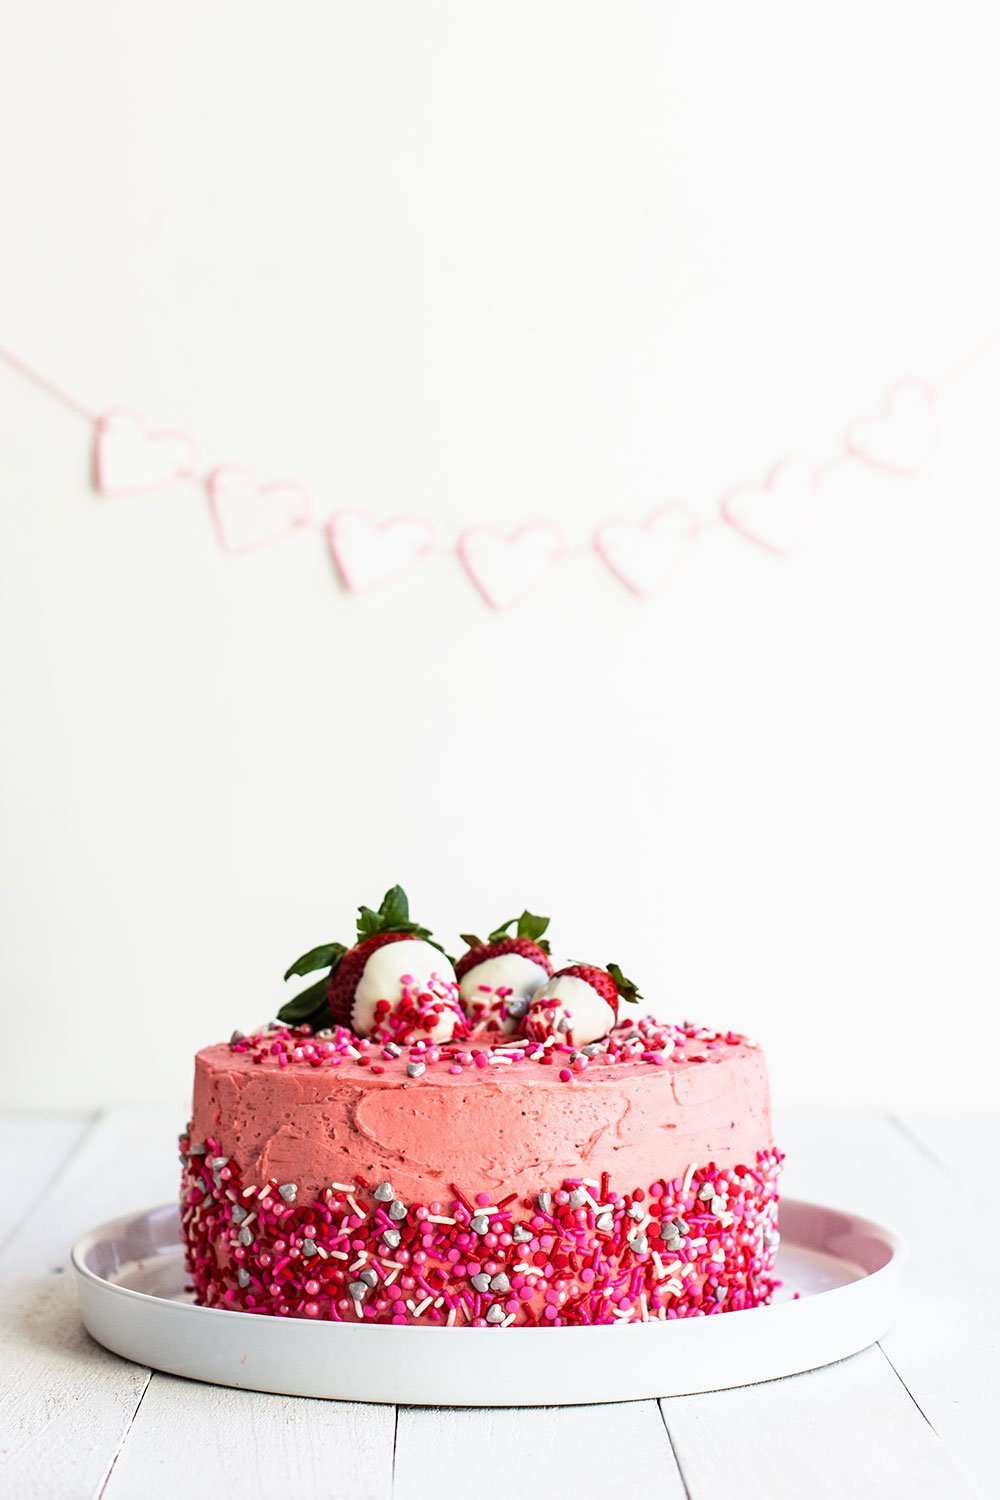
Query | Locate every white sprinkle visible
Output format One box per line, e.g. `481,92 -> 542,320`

501,1313 -> 517,1327
353,1298 -> 364,1319
488,1055 -> 513,1065
413,1296 -> 433,1317
383,1268 -> 400,1286
331,1181 -> 352,1191
682,1163 -> 697,1196
345,1046 -> 361,1060
328,1250 -> 349,1261
427,1214 -> 456,1224
639,1294 -> 649,1322
380,1260 -> 405,1270
447,1308 -> 457,1327
257,1184 -> 272,1200
241,1186 -> 256,1199
652,1252 -> 666,1281
346,1195 -> 366,1219
349,1255 -> 369,1272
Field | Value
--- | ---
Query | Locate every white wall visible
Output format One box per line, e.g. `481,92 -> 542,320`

2,1 -> 999,1115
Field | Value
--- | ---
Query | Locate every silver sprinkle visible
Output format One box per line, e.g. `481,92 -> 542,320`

359,1267 -> 379,1287
384,1043 -> 402,1057
596,1212 -> 614,1233
301,1238 -> 317,1257
381,1228 -> 402,1249
374,1182 -> 394,1202
505,997 -> 529,1019
673,1217 -> 689,1235
557,1015 -> 571,1032
406,1061 -> 426,1078
388,1200 -> 407,1221
490,1272 -> 511,1294
470,1273 -> 491,1293
485,1304 -> 505,1324
536,1192 -> 553,1213
710,1196 -> 727,1215
189,1142 -> 206,1155
237,1268 -> 250,1288
469,1214 -> 490,1235
582,1044 -> 602,1057
512,1224 -> 532,1243
231,1204 -> 248,1225
568,1189 -> 586,1210
237,1226 -> 254,1246
230,1030 -> 246,1044
278,1183 -> 297,1203
211,1156 -> 229,1169
627,1204 -> 644,1220
629,1232 -> 648,1255
348,1280 -> 368,1301
714,1285 -> 727,1301
698,1182 -> 715,1201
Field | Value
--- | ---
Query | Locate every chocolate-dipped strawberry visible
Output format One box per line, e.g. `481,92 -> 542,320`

455,911 -> 553,1031
278,885 -> 466,1043
523,962 -> 641,1046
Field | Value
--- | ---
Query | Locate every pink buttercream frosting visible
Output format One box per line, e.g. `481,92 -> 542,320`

190,1020 -> 772,1205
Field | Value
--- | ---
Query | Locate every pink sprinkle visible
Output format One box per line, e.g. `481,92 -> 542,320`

559,1068 -> 572,1082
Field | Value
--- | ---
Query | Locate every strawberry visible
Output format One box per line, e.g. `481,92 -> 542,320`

454,911 -> 554,1030
278,885 -> 466,1043
523,961 -> 642,1047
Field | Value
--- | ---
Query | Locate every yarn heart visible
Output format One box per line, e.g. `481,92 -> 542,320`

721,460 -> 823,558
93,409 -> 199,496
458,523 -> 565,610
327,512 -> 436,592
206,467 -> 314,554
845,379 -> 936,477
594,504 -> 700,596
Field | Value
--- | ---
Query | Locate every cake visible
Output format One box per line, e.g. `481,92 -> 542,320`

180,887 -> 782,1326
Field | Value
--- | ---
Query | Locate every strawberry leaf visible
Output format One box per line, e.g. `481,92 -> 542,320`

485,911 -> 551,954
460,933 -> 485,950
606,962 -> 642,1004
283,942 -> 347,982
355,884 -> 447,954
276,976 -> 333,1029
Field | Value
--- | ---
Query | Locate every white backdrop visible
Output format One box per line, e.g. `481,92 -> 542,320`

2,1 -> 999,1114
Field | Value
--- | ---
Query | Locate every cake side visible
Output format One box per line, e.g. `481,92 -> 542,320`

181,1017 -> 781,1326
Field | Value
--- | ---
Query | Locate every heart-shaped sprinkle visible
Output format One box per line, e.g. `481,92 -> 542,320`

845,378 -> 936,477
327,512 -> 436,592
721,459 -> 824,557
93,409 -> 199,496
457,523 -> 565,610
594,504 -> 701,595
206,467 -> 313,554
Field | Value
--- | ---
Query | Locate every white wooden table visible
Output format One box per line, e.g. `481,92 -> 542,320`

1,1109 -> 995,1500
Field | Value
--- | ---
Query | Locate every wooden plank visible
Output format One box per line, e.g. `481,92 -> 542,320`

0,1114 -> 91,1251
776,1110 -> 997,1500
101,1374 -> 395,1500
0,1108 -> 178,1500
661,1346 -> 974,1500
394,1401 -> 685,1500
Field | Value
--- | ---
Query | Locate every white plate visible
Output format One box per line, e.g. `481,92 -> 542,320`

72,1197 -> 903,1405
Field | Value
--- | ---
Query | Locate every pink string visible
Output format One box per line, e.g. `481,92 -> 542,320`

0,342 -> 96,423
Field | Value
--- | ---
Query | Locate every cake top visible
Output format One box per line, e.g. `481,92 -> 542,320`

226,883 -> 755,1078
221,1013 -> 757,1087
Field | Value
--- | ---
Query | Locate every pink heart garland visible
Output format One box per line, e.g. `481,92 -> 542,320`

594,504 -> 701,596
327,512 -> 436,592
93,408 -> 199,496
206,466 -> 314,554
845,378 -> 936,477
458,523 -> 566,610
721,459 -> 824,558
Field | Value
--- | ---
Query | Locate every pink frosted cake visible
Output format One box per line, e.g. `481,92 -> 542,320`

180,888 -> 781,1326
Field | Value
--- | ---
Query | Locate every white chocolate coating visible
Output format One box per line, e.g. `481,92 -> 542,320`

352,939 -> 461,1042
459,953 -> 551,1030
523,974 -> 616,1047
